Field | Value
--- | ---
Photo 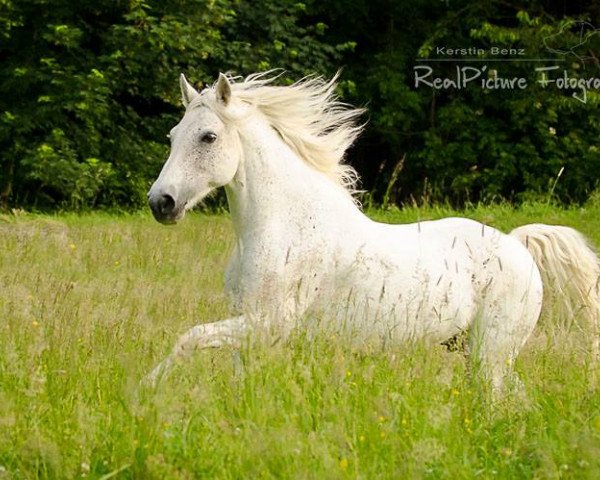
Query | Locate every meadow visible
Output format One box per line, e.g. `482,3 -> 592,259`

0,202 -> 599,479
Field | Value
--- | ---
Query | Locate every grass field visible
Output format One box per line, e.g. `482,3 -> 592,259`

1,202 -> 599,479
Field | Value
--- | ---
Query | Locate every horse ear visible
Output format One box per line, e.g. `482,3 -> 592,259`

180,74 -> 198,107
215,72 -> 231,106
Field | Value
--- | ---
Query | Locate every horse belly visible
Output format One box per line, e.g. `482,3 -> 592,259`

328,253 -> 477,345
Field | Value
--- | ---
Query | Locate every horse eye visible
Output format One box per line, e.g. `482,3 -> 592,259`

201,132 -> 217,144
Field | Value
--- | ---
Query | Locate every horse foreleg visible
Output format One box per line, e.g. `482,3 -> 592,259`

144,315 -> 250,387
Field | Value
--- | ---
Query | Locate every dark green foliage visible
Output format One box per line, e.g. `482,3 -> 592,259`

0,0 -> 598,209
319,0 -> 600,205
0,0 -> 346,208
414,7 -> 600,204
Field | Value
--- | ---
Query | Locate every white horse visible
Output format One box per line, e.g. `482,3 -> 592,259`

147,71 -> 600,394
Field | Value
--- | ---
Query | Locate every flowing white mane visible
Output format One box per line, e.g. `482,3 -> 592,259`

195,72 -> 365,193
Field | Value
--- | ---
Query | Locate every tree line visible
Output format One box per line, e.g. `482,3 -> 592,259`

1,0 -> 599,210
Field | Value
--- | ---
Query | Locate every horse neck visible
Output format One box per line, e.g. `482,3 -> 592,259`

225,120 -> 361,239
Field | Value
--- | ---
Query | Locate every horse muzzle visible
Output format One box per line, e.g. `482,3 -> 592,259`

148,189 -> 185,225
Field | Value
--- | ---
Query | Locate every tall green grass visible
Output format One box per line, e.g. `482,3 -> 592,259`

0,203 -> 599,479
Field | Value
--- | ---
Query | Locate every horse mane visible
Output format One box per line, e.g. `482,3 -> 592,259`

198,71 -> 366,195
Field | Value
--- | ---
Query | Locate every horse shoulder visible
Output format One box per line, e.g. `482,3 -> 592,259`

224,242 -> 242,304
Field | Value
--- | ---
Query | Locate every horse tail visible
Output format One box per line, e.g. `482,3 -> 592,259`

509,224 -> 600,359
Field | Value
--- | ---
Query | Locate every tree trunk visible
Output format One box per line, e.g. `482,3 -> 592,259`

0,158 -> 14,208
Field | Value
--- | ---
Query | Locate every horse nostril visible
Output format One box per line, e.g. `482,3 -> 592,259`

159,194 -> 175,215
149,192 -> 178,223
